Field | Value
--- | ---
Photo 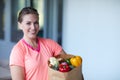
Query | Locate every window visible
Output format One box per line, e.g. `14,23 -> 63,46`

0,0 -> 5,39
11,0 -> 25,42
44,0 -> 63,45
10,0 -> 44,42
10,0 -> 63,45
32,0 -> 44,37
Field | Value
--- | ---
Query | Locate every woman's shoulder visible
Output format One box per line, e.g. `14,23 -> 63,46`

12,39 -> 26,51
38,37 -> 59,47
38,37 -> 55,42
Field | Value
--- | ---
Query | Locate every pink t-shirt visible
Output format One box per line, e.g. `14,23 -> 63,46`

10,37 -> 62,80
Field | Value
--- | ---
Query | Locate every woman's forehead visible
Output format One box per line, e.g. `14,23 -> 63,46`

22,14 -> 39,21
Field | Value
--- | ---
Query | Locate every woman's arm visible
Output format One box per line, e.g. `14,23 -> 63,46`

55,50 -> 73,59
10,66 -> 25,80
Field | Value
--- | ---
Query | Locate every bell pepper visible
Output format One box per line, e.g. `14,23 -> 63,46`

59,62 -> 70,72
70,56 -> 82,67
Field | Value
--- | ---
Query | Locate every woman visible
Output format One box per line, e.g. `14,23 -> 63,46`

9,7 -> 68,80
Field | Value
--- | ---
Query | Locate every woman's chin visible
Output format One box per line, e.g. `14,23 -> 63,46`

29,35 -> 37,39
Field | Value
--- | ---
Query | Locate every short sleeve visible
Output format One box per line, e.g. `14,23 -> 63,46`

9,44 -> 25,67
46,39 -> 62,56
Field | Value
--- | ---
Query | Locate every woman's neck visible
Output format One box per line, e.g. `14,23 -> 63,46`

23,37 -> 38,48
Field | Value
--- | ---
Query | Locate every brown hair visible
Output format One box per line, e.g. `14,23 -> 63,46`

18,7 -> 39,23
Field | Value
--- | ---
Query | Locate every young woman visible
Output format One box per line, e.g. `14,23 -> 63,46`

9,7 -> 68,80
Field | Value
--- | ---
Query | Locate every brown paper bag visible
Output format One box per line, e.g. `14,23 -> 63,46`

48,54 -> 84,80
48,65 -> 83,80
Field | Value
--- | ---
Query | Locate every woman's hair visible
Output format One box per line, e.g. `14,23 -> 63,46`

18,7 -> 39,23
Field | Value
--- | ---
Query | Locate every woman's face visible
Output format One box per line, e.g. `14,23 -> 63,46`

19,14 -> 39,39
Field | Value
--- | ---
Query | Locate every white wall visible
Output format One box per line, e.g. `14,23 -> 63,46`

63,0 -> 120,80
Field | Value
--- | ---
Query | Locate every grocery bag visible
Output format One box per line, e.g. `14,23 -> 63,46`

48,54 -> 84,80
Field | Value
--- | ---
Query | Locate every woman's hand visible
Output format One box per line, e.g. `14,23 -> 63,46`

55,50 -> 73,59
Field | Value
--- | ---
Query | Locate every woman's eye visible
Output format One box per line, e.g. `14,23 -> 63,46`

26,22 -> 31,25
34,22 -> 39,25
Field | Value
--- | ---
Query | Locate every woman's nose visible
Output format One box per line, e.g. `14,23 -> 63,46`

31,24 -> 35,29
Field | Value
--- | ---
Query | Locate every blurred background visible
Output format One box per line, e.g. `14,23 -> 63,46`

0,0 -> 120,80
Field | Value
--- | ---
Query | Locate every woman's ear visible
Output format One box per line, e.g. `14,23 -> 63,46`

18,22 -> 22,30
